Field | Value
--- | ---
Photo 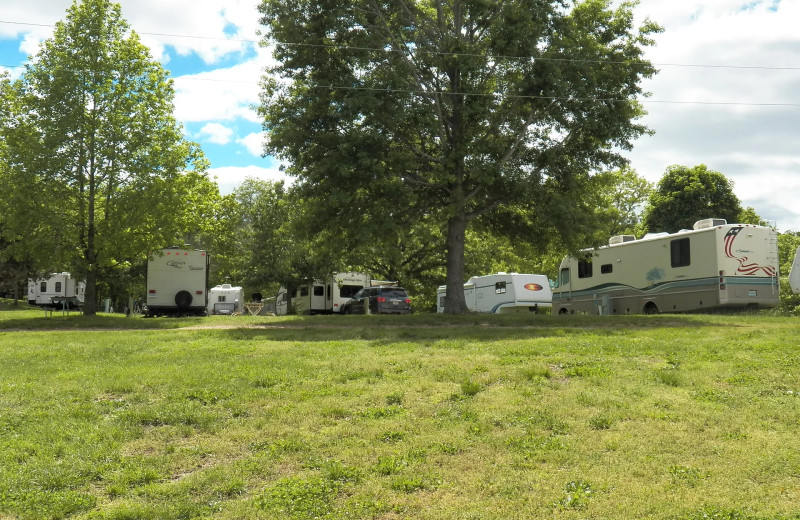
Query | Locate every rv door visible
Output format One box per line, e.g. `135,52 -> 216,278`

559,267 -> 571,299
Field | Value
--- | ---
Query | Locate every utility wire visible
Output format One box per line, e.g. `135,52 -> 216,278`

4,62 -> 799,108
2,18 -> 800,71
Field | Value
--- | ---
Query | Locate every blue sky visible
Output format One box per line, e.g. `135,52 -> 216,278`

2,0 -> 800,230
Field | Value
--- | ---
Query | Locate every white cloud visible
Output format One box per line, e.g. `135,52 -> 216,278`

198,123 -> 234,145
172,54 -> 265,123
625,0 -> 800,230
237,132 -> 266,157
209,165 -> 291,195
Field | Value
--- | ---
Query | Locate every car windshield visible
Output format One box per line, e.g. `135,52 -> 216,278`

380,288 -> 407,298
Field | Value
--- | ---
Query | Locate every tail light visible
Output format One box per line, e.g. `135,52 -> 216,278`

404,298 -> 411,304
376,297 -> 386,303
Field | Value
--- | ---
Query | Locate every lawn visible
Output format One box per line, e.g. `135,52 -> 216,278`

1,305 -> 799,519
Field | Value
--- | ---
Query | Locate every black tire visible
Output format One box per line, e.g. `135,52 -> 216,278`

643,302 -> 659,315
558,308 -> 568,315
175,290 -> 193,309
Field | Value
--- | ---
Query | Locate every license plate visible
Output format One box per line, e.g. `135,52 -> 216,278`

749,290 -> 757,296
392,300 -> 398,305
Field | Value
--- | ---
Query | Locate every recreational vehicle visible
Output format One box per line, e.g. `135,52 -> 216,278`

552,219 -> 780,315
276,272 -> 370,315
27,272 -> 85,308
146,247 -> 210,317
790,246 -> 800,294
437,273 -> 553,314
207,284 -> 244,315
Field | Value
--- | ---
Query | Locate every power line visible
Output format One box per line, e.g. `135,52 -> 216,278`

5,62 -> 798,108
3,18 -> 800,71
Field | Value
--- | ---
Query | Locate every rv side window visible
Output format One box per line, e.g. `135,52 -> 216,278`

439,296 -> 446,307
560,268 -> 570,286
671,238 -> 691,268
495,282 -> 507,294
55,282 -> 62,292
41,281 -> 47,292
578,258 -> 593,278
300,287 -> 309,297
340,285 -> 362,299
219,295 -> 226,302
601,264 -> 613,274
313,286 -> 324,297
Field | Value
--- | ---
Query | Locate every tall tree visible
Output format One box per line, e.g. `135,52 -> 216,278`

8,0 -> 209,315
258,0 -> 660,313
643,164 -> 744,233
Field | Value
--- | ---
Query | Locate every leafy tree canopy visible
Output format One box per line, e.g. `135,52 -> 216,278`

643,164 -> 744,234
258,0 -> 661,313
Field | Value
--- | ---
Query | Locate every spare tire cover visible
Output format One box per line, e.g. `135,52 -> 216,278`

175,290 -> 193,309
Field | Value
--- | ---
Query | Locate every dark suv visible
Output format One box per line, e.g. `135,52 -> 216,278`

341,286 -> 411,314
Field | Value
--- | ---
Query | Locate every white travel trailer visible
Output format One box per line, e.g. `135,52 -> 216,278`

790,246 -> 800,294
437,273 -> 553,314
552,219 -> 780,315
276,272 -> 371,315
146,247 -> 210,317
27,272 -> 85,308
207,284 -> 244,315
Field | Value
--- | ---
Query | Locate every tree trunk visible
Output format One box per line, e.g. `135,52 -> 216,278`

84,265 -> 96,315
443,211 -> 469,314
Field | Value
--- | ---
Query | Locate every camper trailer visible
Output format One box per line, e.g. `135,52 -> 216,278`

437,273 -> 553,314
552,219 -> 780,315
146,247 -> 210,317
207,284 -> 244,315
27,272 -> 85,308
276,272 -> 370,315
790,246 -> 800,294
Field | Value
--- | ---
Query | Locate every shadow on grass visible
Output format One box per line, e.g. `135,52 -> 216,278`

0,307 -> 760,335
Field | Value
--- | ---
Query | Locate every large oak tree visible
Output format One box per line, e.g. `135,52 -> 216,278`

258,0 -> 660,312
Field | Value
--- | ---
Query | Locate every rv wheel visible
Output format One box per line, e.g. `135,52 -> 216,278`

558,308 -> 568,315
643,302 -> 659,315
175,290 -> 193,309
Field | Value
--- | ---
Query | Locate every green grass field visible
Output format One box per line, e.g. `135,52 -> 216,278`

1,303 -> 799,519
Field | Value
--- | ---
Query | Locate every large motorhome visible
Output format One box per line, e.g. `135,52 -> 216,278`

27,272 -> 85,308
146,247 -> 210,317
790,246 -> 800,294
437,273 -> 552,314
276,272 -> 371,315
207,284 -> 244,315
552,219 -> 780,315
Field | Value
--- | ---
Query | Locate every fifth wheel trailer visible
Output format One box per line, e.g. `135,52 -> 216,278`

146,248 -> 210,316
27,272 -> 85,308
552,219 -> 779,315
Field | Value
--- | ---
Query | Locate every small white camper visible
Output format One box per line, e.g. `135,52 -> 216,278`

276,272 -> 371,315
27,272 -> 85,308
146,247 -> 210,317
789,246 -> 800,295
207,284 -> 244,315
437,273 -> 553,314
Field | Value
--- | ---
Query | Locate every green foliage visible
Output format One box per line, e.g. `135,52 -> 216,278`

258,0 -> 661,313
1,0 -> 216,314
643,165 -> 744,233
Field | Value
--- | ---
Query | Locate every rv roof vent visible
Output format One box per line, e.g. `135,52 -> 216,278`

694,218 -> 727,230
609,235 -> 636,245
222,284 -> 232,289
642,232 -> 669,240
